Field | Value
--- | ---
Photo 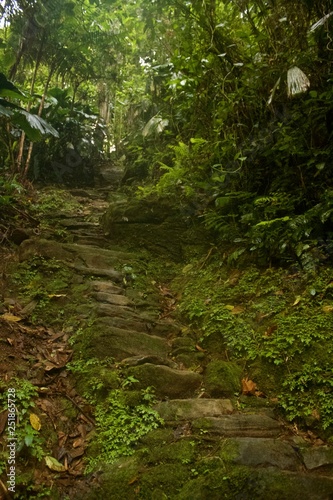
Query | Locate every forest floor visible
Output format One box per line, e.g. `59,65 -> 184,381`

1,186 -> 333,499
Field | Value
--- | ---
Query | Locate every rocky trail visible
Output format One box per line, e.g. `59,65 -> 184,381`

1,187 -> 333,499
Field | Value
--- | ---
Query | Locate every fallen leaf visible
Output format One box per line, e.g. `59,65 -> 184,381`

225,305 -> 234,311
322,305 -> 333,313
69,448 -> 85,459
1,313 -> 22,322
77,424 -> 87,438
231,305 -> 244,315
182,264 -> 193,274
0,411 -> 8,436
30,413 -> 41,431
58,432 -> 68,448
20,300 -> 37,316
311,409 -> 321,421
45,456 -> 67,472
48,294 -> 67,299
293,296 -> 302,306
128,476 -> 139,485
44,362 -> 60,371
241,378 -> 257,395
264,325 -> 277,336
72,437 -> 84,448
195,344 -> 206,352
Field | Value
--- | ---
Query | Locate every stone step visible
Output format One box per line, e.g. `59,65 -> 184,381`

86,325 -> 169,361
220,437 -> 302,471
71,236 -> 111,247
127,363 -> 202,399
97,314 -> 178,338
90,280 -> 125,295
19,238 -> 134,266
155,399 -> 234,421
92,291 -> 133,307
69,264 -> 123,282
192,414 -> 282,437
120,355 -> 178,369
58,219 -> 100,229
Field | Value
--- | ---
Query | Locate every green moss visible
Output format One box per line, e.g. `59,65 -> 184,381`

219,438 -> 241,462
205,360 -> 242,397
140,463 -> 190,497
80,457 -> 140,500
175,466 -> 256,500
138,428 -> 175,447
143,439 -> 196,465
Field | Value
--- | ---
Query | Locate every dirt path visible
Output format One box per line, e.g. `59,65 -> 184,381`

1,187 -> 333,499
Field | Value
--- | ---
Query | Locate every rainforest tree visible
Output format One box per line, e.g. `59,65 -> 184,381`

1,0 -> 333,264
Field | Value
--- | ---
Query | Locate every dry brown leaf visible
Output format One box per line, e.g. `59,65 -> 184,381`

311,409 -> 321,421
0,411 -> 8,436
77,424 -> 87,438
58,432 -> 68,448
128,476 -> 139,485
195,344 -> 206,352
73,437 -> 84,448
241,378 -> 257,395
264,325 -> 277,337
69,448 -> 85,459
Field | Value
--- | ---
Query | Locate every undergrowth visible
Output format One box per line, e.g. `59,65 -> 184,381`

68,357 -> 163,472
173,257 -> 333,432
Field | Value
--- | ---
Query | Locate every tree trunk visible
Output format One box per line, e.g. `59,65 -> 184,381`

16,30 -> 46,178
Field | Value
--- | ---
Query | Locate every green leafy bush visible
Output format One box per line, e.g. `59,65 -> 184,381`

86,388 -> 163,472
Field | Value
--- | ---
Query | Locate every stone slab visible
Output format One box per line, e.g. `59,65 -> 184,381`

192,414 -> 282,437
222,437 -> 302,471
155,399 -> 234,421
128,363 -> 202,399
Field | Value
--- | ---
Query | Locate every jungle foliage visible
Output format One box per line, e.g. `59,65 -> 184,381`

2,0 -> 333,436
2,1 -> 333,262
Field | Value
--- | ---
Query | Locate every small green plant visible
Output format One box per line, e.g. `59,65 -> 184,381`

33,189 -> 81,216
86,387 -> 163,472
0,379 -> 44,461
280,363 -> 333,429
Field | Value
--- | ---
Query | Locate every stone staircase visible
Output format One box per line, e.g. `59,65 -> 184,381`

20,188 -> 333,499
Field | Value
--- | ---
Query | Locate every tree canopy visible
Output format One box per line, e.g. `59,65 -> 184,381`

1,0 -> 333,265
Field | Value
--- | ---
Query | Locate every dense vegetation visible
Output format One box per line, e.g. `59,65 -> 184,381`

2,1 -> 333,495
1,0 -> 333,266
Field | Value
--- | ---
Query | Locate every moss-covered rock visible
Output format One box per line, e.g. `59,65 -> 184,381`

127,363 -> 202,399
101,197 -> 210,260
155,399 -> 233,422
84,323 -> 169,361
143,439 -> 196,465
220,437 -> 302,470
204,360 -> 243,397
